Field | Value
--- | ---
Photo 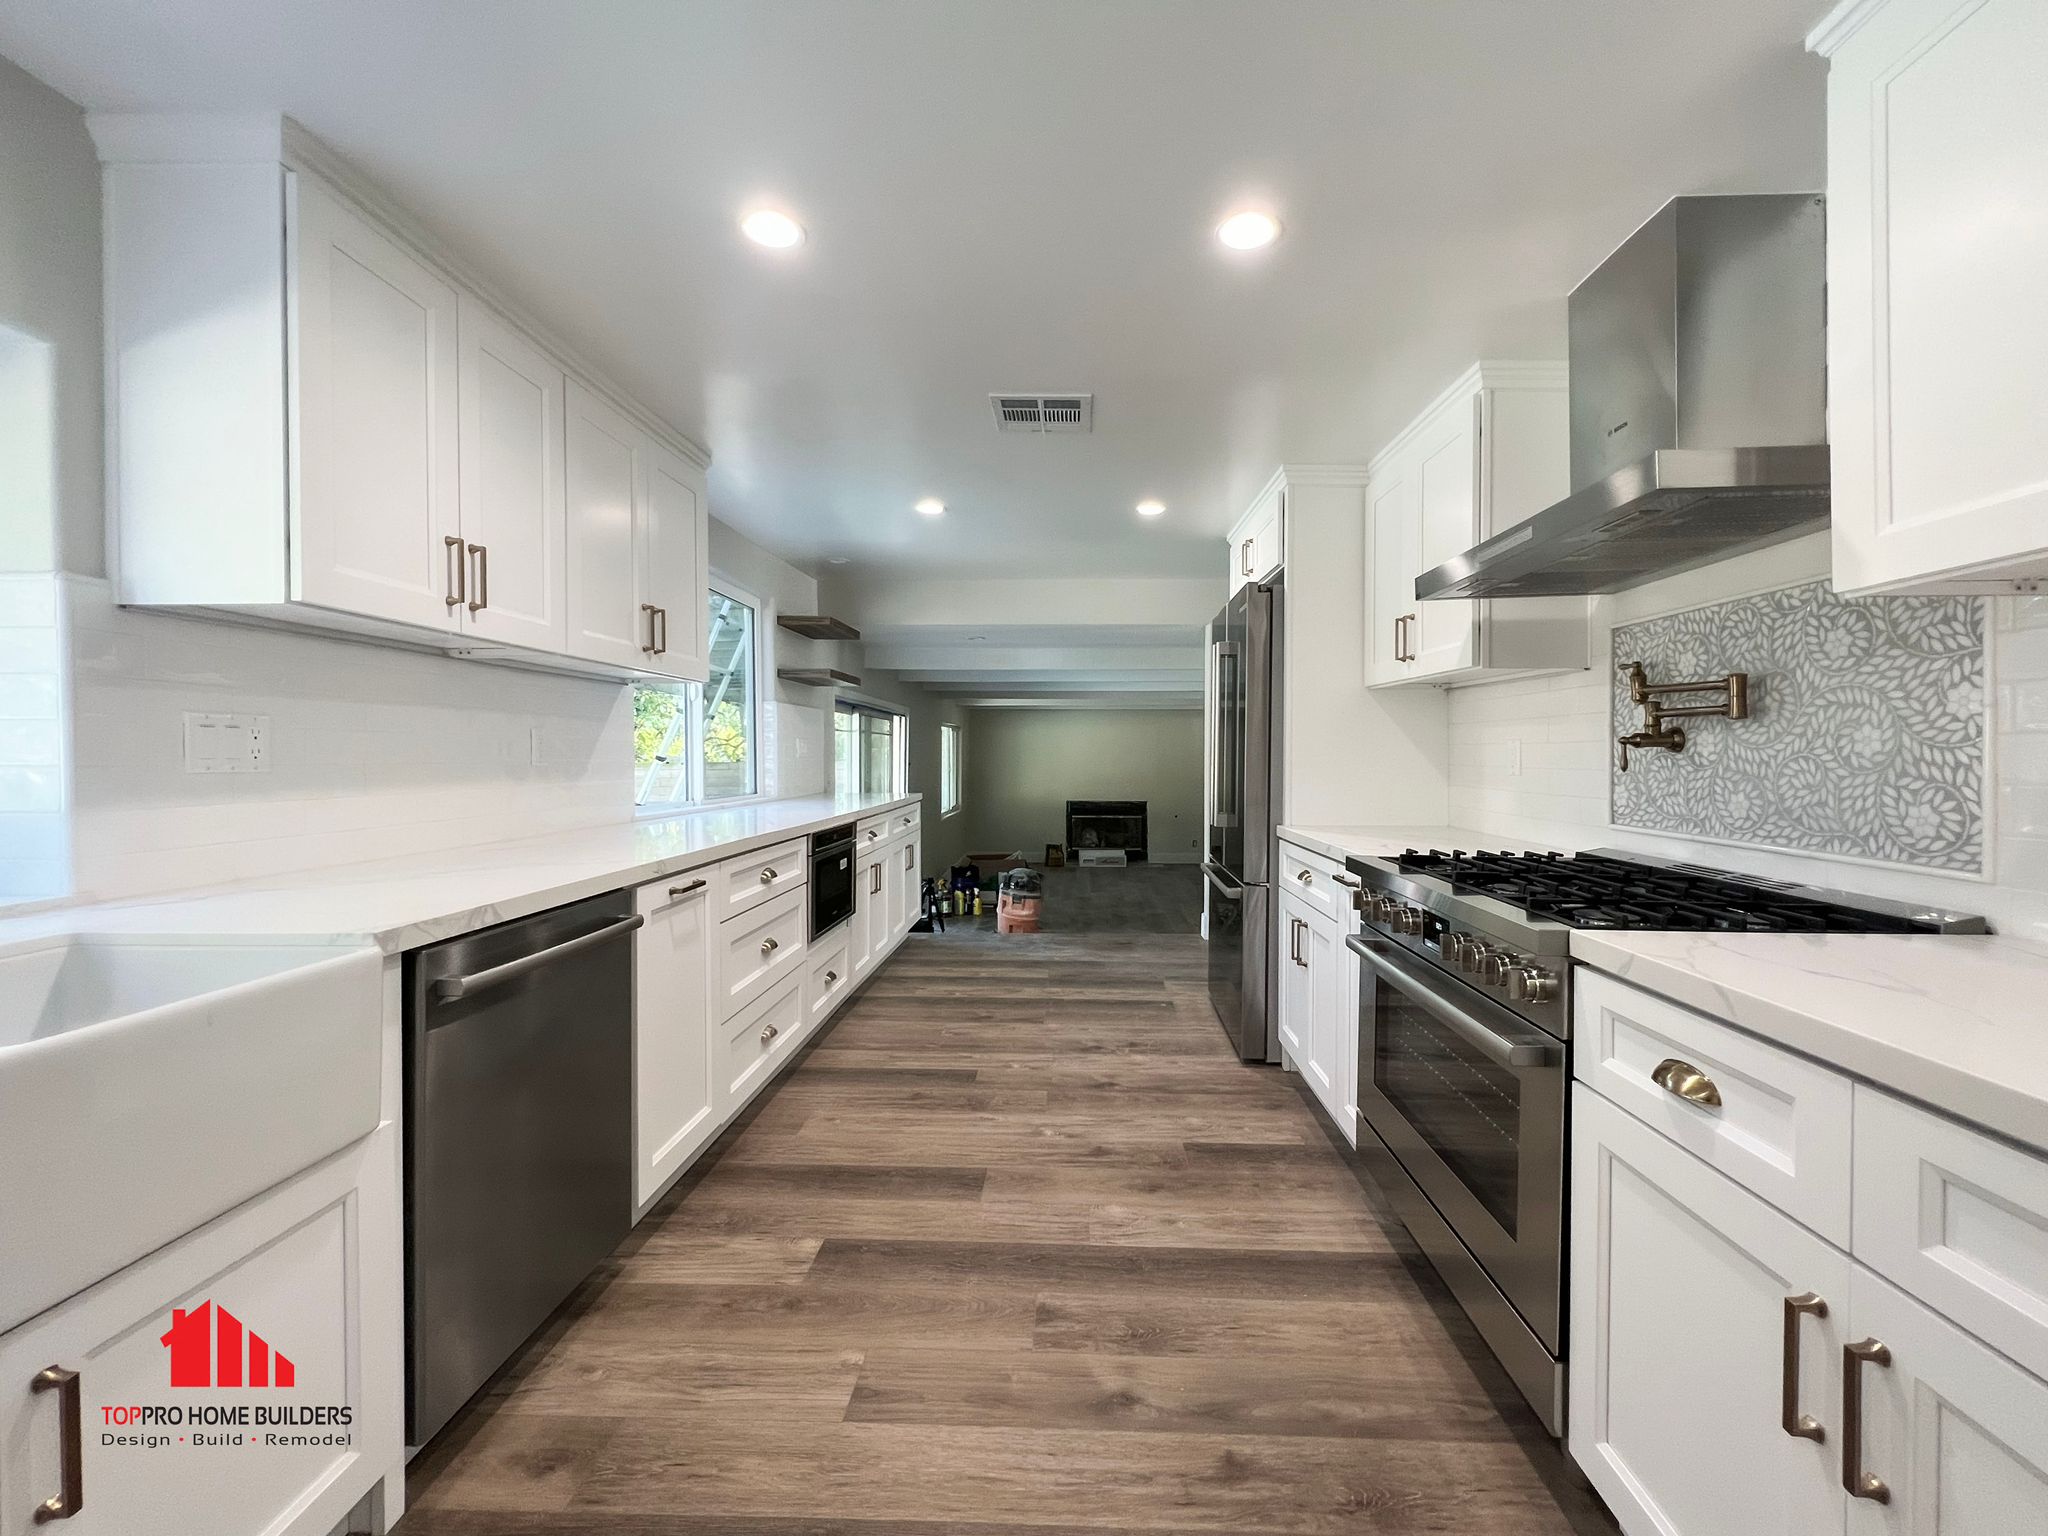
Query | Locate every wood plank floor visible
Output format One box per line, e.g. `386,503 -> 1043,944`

399,931 -> 1616,1536
947,864 -> 1204,934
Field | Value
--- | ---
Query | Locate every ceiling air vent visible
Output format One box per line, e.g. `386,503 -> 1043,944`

990,393 -> 1093,433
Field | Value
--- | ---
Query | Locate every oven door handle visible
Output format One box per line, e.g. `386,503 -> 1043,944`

1346,934 -> 1559,1069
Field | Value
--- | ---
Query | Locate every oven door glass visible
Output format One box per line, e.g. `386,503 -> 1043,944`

811,848 -> 855,938
1373,980 -> 1524,1234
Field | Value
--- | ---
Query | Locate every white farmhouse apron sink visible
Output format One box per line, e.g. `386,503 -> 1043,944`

0,935 -> 382,1332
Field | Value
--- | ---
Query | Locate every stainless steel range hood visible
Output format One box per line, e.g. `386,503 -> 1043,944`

1418,194 -> 1828,600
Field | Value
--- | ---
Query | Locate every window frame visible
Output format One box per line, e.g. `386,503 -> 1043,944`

633,575 -> 766,813
835,699 -> 907,799
939,721 -> 963,817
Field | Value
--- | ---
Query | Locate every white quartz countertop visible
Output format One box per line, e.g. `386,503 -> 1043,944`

1573,930 -> 2048,1153
1278,824 -> 1577,865
0,792 -> 919,955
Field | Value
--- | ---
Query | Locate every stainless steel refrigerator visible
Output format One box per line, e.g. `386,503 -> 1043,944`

1204,578 -> 1282,1062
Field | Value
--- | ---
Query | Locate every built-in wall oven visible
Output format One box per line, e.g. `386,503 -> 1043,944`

810,821 -> 856,939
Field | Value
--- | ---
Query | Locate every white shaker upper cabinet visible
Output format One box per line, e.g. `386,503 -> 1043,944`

456,295 -> 568,652
1226,482 -> 1285,594
641,439 -> 712,684
564,379 -> 652,669
1812,0 -> 2048,595
290,178 -> 463,630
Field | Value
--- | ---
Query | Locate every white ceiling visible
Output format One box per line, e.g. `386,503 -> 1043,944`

0,0 -> 1827,586
863,623 -> 1206,708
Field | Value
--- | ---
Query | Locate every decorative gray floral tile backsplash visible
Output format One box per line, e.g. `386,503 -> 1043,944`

1610,581 -> 1985,871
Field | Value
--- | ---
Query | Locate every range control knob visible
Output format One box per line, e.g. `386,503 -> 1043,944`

1443,933 -> 1471,967
1398,905 -> 1426,935
1505,965 -> 1558,1004
1455,938 -> 1486,973
1477,949 -> 1511,986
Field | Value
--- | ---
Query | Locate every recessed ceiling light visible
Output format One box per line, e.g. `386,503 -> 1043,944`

914,498 -> 945,516
1216,210 -> 1281,250
1136,499 -> 1166,517
740,208 -> 805,248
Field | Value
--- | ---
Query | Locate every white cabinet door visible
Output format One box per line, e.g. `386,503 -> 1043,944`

1818,0 -> 2048,595
1334,918 -> 1359,1146
1276,895 -> 1312,1065
1842,1265 -> 2048,1534
1365,466 -> 1417,686
564,379 -> 651,668
0,1135 -> 399,1536
1572,1086 -> 1850,1536
456,295 -> 567,651
639,439 -> 710,683
850,851 -> 883,984
1227,483 -> 1284,593
1407,392 -> 1482,679
895,835 -> 921,940
632,876 -> 716,1211
1300,903 -> 1342,1127
290,178 -> 461,630
877,839 -> 906,963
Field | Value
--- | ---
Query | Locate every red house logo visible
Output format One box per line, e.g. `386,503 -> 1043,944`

160,1302 -> 295,1388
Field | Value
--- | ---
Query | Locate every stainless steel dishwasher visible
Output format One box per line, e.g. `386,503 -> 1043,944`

404,890 -> 641,1446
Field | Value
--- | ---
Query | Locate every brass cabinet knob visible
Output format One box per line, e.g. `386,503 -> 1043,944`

760,868 -> 779,884
761,1023 -> 779,1044
761,937 -> 779,955
1296,869 -> 1313,883
825,970 -> 838,984
1651,1057 -> 1723,1108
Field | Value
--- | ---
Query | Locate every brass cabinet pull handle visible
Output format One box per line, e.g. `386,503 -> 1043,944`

1651,1057 -> 1723,1109
1782,1293 -> 1828,1443
654,605 -> 668,655
761,936 -> 779,955
32,1365 -> 82,1522
444,534 -> 466,609
759,868 -> 779,884
640,602 -> 658,653
667,878 -> 708,900
1333,872 -> 1361,888
761,1023 -> 779,1044
467,542 -> 488,612
1842,1338 -> 1892,1503
1241,538 -> 1253,576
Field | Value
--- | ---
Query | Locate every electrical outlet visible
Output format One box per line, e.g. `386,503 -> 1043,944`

183,712 -> 269,774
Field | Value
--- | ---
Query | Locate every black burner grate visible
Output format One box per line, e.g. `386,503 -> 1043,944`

1391,849 -> 1938,934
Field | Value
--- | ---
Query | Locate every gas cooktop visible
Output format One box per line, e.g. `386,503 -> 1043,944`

1384,848 -> 1986,935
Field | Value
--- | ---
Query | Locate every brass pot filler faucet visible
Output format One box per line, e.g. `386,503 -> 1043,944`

1617,661 -> 1749,771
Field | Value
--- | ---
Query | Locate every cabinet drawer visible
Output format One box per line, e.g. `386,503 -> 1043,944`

857,814 -> 894,852
717,885 -> 808,1020
808,933 -> 851,1027
717,836 -> 806,919
883,803 -> 920,840
1854,1085 -> 2048,1384
1575,969 -> 1853,1245
720,974 -> 803,1112
1278,843 -> 1352,923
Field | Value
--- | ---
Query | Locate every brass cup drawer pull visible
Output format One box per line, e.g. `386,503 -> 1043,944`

1782,1292 -> 1828,1443
1651,1057 -> 1723,1109
1842,1337 -> 1893,1504
824,970 -> 839,985
32,1364 -> 83,1522
1295,869 -> 1313,883
759,867 -> 780,884
761,1023 -> 779,1044
761,937 -> 779,956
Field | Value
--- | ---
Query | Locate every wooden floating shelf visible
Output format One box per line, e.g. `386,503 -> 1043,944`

776,614 -> 860,641
777,667 -> 862,687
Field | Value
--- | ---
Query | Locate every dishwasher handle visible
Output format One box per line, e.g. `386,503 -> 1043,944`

429,914 -> 644,1002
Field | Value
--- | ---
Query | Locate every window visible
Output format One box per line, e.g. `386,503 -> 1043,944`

940,722 -> 963,816
634,586 -> 759,807
835,701 -> 904,798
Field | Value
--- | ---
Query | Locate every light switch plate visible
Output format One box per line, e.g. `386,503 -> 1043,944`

183,712 -> 269,774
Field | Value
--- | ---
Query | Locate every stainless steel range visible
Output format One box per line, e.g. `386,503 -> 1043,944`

1341,846 -> 1985,1436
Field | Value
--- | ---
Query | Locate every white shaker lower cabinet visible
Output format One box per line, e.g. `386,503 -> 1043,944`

0,1133 -> 400,1536
631,875 -> 716,1214
1275,859 -> 1357,1144
1571,975 -> 2048,1536
893,835 -> 922,940
850,847 -> 885,985
1811,0 -> 2048,595
1571,1086 -> 1850,1536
